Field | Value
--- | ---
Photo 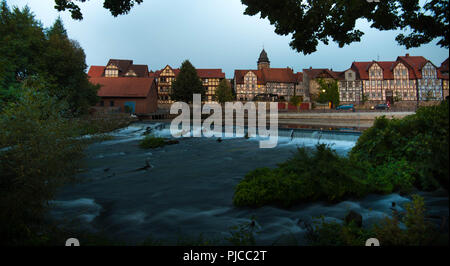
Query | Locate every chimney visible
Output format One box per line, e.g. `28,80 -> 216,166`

406,53 -> 410,57
310,66 -> 312,70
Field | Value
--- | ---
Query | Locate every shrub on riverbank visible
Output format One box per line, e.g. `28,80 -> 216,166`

0,88 -> 86,245
233,144 -> 369,208
139,135 -> 167,149
350,101 -> 449,191
233,101 -> 449,208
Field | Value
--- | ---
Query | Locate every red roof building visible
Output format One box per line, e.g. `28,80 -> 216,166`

233,49 -> 302,101
302,67 -> 344,102
338,54 -> 446,104
88,59 -> 157,114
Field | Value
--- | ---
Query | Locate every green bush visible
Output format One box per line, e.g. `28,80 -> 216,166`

234,101 -> 449,208
0,88 -> 86,245
366,158 -> 415,194
306,218 -> 373,246
350,101 -> 449,191
233,144 -> 369,208
289,95 -> 303,106
139,135 -> 166,149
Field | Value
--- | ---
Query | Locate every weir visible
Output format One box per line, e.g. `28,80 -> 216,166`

144,122 -> 361,143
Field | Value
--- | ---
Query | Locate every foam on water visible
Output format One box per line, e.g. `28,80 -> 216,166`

49,198 -> 102,224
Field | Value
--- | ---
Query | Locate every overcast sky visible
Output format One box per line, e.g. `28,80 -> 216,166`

7,0 -> 449,78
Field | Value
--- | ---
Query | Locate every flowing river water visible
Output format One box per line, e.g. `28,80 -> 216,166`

48,123 -> 449,245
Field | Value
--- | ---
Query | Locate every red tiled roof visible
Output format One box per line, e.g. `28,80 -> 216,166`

396,55 -> 430,79
295,72 -> 303,82
154,67 -> 225,79
438,73 -> 449,80
351,62 -> 371,80
351,60 -> 413,80
440,58 -> 449,72
88,66 -> 105,78
376,61 -> 395,80
128,64 -> 149,77
302,68 -> 340,79
107,59 -> 133,75
90,77 -> 155,98
196,69 -> 226,79
262,68 -> 297,83
234,68 -> 297,85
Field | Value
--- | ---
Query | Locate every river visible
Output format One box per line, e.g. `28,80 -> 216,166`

48,123 -> 449,245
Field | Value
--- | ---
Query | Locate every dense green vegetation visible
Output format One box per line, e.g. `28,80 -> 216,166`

315,78 -> 340,108
0,3 -> 118,245
0,1 -> 99,115
350,102 -> 449,191
289,95 -> 303,106
234,101 -> 449,208
233,144 -> 369,208
0,87 -> 86,245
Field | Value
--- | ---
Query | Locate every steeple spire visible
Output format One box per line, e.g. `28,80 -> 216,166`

257,48 -> 270,70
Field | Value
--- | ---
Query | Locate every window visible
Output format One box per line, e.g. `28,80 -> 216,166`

110,101 -> 114,107
100,101 -> 104,107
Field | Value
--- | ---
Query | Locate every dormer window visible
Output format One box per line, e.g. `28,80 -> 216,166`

105,65 -> 119,77
348,72 -> 353,79
125,70 -> 137,77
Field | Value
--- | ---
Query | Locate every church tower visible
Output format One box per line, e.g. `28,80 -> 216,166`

257,49 -> 270,70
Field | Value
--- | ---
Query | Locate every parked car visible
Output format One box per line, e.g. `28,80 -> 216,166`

371,103 -> 390,110
336,104 -> 355,111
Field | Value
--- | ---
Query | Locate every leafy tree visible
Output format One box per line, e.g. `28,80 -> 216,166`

54,0 -> 143,20
289,95 -> 303,106
0,1 -> 46,104
240,0 -> 449,54
0,85 -> 86,245
170,60 -> 205,103
316,78 -> 339,107
0,2 -> 99,114
215,79 -> 234,104
42,17 -> 99,115
55,1 -> 449,54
